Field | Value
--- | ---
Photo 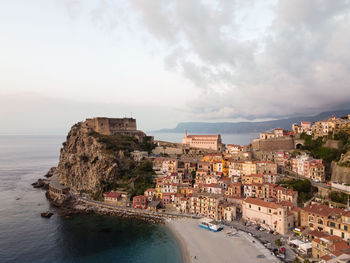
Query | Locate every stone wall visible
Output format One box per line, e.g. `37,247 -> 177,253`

84,117 -> 137,135
324,140 -> 343,150
255,137 -> 295,151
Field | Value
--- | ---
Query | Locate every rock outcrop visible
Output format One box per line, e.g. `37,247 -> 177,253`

331,151 -> 350,183
44,167 -> 57,178
57,122 -> 137,197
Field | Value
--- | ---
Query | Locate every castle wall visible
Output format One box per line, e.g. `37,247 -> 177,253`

84,117 -> 137,136
257,137 -> 295,151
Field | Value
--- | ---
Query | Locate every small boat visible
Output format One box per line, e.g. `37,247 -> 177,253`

199,218 -> 211,230
199,218 -> 223,232
41,211 -> 53,218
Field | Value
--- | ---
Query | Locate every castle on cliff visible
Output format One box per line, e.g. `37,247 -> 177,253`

83,117 -> 147,140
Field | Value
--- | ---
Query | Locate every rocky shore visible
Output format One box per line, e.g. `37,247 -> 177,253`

44,190 -> 165,224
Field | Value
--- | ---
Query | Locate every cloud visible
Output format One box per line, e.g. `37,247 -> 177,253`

59,0 -> 350,121
130,0 -> 350,120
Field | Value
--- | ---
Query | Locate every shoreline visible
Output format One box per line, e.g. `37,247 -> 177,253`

166,218 -> 278,263
166,219 -> 191,263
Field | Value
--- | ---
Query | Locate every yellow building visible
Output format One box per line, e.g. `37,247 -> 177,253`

212,160 -> 223,173
242,161 -> 257,175
201,153 -> 222,163
241,174 -> 263,185
222,159 -> 230,176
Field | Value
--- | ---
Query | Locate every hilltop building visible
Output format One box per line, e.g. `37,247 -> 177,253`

83,117 -> 147,140
182,130 -> 224,152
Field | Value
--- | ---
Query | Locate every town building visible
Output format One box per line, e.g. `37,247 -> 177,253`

190,192 -> 223,219
292,154 -> 325,182
300,204 -> 350,240
133,195 -> 148,209
242,198 -> 294,235
144,188 -> 156,202
104,192 -> 122,204
312,121 -> 330,138
182,130 -> 224,152
225,182 -> 242,198
130,150 -> 148,162
312,234 -> 350,260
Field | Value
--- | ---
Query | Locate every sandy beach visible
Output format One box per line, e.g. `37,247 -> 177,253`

167,218 -> 279,263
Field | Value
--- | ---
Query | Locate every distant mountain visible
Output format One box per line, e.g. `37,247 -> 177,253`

154,109 -> 350,134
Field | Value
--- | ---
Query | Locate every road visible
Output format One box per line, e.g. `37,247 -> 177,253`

224,219 -> 298,263
77,196 -> 201,219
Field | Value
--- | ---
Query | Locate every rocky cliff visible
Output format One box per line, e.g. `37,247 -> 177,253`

57,122 -> 143,198
331,151 -> 350,183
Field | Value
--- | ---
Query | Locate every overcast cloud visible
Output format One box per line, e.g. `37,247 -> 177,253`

1,0 -> 350,133
130,0 -> 350,119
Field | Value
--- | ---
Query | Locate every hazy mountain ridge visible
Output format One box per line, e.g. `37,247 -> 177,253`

155,109 -> 350,134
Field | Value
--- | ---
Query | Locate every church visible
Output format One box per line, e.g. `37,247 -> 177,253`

182,129 -> 224,152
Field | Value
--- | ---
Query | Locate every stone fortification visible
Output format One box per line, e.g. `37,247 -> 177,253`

83,117 -> 146,141
331,151 -> 350,184
252,137 -> 295,151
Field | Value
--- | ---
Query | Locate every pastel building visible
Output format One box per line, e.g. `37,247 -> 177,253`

242,198 -> 294,235
182,130 -> 224,152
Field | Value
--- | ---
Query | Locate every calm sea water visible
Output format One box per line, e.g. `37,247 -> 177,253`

0,135 -> 183,263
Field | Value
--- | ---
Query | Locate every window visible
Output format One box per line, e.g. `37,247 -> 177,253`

258,207 -> 261,211
345,225 -> 348,231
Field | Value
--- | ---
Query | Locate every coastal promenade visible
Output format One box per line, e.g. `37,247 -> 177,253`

76,196 -> 201,220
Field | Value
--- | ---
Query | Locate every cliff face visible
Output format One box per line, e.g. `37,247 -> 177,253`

331,151 -> 350,183
57,122 -> 133,196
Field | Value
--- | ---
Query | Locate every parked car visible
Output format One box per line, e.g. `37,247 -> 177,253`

265,242 -> 272,249
277,254 -> 285,259
259,227 -> 265,231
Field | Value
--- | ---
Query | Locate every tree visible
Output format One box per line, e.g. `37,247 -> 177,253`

292,257 -> 301,263
275,238 -> 282,247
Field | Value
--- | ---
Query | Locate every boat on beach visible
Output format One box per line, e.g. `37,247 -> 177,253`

199,218 -> 223,232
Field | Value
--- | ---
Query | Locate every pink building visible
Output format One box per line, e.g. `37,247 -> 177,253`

242,198 -> 294,235
182,130 -> 224,152
133,195 -> 148,209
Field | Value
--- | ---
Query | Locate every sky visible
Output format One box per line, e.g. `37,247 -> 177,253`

1,0 -> 350,134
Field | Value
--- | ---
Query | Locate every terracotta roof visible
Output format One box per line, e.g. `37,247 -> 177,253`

291,207 -> 301,212
105,192 -> 121,198
330,240 -> 350,253
244,198 -> 282,209
308,230 -> 329,238
320,254 -> 333,261
278,201 -> 294,207
187,134 -> 219,138
244,174 -> 263,177
301,204 -> 345,217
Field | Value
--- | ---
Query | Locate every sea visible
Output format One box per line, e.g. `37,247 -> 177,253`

0,132 -> 257,263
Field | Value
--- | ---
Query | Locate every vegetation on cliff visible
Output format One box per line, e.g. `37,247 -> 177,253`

300,133 -> 342,164
328,191 -> 348,205
58,122 -> 156,201
278,179 -> 313,204
90,131 -> 156,155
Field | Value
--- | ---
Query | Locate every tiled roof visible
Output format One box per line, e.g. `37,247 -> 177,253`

301,204 -> 345,217
244,198 -> 282,209
105,192 -> 121,198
